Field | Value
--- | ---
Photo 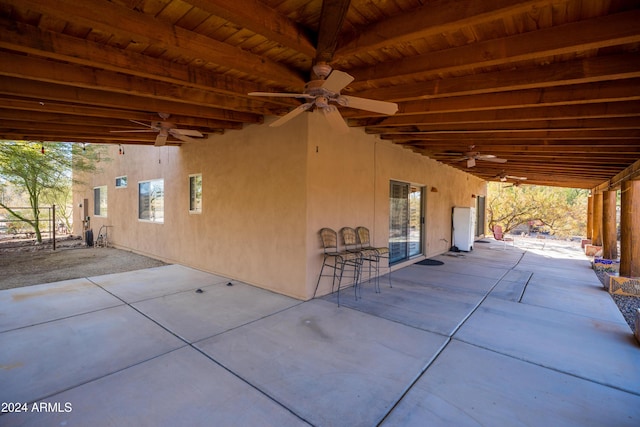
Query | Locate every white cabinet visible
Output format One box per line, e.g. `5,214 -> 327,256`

452,207 -> 476,251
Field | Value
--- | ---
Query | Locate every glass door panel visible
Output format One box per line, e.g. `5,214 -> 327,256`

389,181 -> 423,264
408,186 -> 423,257
389,181 -> 409,264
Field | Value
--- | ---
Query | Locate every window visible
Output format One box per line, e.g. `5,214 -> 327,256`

94,186 -> 107,217
189,174 -> 202,213
115,176 -> 128,188
138,179 -> 164,223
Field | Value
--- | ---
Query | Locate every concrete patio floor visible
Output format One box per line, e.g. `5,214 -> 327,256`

1,240 -> 638,426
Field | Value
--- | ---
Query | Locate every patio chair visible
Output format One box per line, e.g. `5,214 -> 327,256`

492,225 -> 515,249
313,228 -> 362,306
356,226 -> 392,289
340,227 -> 380,295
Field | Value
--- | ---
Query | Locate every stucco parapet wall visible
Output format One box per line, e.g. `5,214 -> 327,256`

607,275 -> 640,297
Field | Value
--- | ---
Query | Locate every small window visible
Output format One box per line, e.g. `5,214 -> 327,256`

138,179 -> 164,223
115,176 -> 128,188
94,186 -> 107,217
189,174 -> 202,213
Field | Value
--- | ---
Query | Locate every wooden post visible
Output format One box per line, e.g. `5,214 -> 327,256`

586,194 -> 594,239
592,191 -> 603,246
620,180 -> 640,277
602,190 -> 617,260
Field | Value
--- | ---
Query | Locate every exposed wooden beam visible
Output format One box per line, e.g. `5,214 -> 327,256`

381,129 -> 640,140
349,102 -> 640,127
335,0 -> 567,59
387,79 -> 640,117
0,19 -> 298,105
0,52 -> 279,115
351,54 -> 640,102
0,108 -> 242,131
365,117 -> 640,134
5,0 -> 305,87
346,10 -> 640,83
0,77 -> 262,123
315,0 -> 351,64
0,98 -> 236,129
186,0 -> 316,58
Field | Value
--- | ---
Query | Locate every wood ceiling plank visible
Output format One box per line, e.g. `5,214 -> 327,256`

336,0 -> 567,58
350,102 -> 640,127
351,53 -> 640,102
345,10 -> 640,83
5,0 -> 304,87
0,77 -> 262,123
0,105 -> 242,130
378,129 -> 640,139
186,0 -> 315,58
0,98 -> 229,128
407,117 -> 640,132
0,51 -> 278,116
387,79 -> 640,117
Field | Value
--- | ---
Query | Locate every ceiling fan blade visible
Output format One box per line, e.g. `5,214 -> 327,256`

155,131 -> 168,146
270,102 -> 313,127
170,131 -> 198,143
321,70 -> 355,93
506,175 -> 527,180
110,129 -> 156,133
338,95 -> 398,115
129,119 -> 156,129
249,92 -> 314,99
482,157 -> 507,163
173,128 -> 203,137
322,106 -> 349,133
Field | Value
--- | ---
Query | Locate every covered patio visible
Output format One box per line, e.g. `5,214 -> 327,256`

1,239 -> 638,426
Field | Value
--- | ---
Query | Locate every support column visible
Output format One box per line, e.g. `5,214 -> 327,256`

602,190 -> 618,260
620,180 -> 640,277
586,194 -> 594,239
592,192 -> 603,247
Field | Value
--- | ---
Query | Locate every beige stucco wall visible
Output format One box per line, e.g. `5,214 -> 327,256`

74,110 -> 485,300
304,112 -> 486,298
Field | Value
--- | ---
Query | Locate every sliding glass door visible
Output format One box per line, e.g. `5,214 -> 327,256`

389,181 -> 423,264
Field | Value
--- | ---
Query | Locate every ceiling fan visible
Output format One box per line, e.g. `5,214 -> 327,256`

110,113 -> 204,146
248,63 -> 398,133
444,145 -> 507,168
496,171 -> 527,182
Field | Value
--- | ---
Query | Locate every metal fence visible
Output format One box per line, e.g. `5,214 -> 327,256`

0,205 -> 64,249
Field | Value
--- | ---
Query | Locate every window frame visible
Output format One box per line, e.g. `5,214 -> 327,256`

93,185 -> 107,217
138,179 -> 164,224
189,173 -> 202,214
115,176 -> 128,188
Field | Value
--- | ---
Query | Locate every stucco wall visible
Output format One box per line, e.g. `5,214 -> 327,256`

74,118 -> 310,299
74,111 -> 485,301
304,112 -> 486,298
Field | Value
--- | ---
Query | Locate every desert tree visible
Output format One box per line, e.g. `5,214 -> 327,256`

0,141 -> 104,242
487,182 -> 588,238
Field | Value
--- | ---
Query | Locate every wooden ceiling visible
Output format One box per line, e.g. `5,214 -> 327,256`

1,0 -> 639,188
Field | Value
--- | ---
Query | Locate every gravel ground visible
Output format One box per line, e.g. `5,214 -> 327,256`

0,235 -> 166,290
595,270 -> 638,333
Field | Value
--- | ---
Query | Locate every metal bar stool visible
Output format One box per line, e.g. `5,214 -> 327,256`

313,228 -> 362,306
